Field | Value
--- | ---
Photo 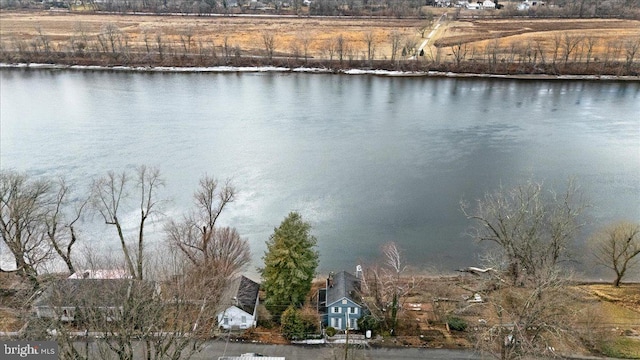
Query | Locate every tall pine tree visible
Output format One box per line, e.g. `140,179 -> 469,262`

260,212 -> 319,321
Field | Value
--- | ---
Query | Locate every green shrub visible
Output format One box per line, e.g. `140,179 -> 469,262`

281,306 -> 305,340
325,326 -> 337,337
600,338 -> 640,359
447,316 -> 468,331
281,305 -> 320,340
357,314 -> 380,335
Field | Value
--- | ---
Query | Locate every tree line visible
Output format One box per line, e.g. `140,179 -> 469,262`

2,0 -> 640,19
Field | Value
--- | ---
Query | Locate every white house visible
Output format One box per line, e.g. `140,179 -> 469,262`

483,0 -> 496,8
466,1 -> 481,9
217,276 -> 260,330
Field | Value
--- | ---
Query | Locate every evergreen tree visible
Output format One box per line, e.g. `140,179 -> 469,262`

260,212 -> 319,321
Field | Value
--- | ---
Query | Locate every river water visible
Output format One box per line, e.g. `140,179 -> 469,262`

1,69 -> 639,279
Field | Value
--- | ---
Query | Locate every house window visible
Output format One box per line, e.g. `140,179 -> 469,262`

241,316 -> 247,324
223,317 -> 229,325
342,299 -> 348,305
332,306 -> 340,314
349,307 -> 357,314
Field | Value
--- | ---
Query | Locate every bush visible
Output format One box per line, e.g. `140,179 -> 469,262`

447,317 -> 468,332
281,306 -> 305,340
357,314 -> 380,335
325,326 -> 337,337
280,305 -> 319,340
256,305 -> 274,329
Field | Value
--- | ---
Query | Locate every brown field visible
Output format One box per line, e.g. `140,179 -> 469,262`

1,10 -> 639,64
433,16 -> 640,63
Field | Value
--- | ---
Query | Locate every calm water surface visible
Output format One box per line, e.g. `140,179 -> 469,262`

1,69 -> 639,278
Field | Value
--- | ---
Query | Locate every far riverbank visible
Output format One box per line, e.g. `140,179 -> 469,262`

1,11 -> 639,78
2,63 -> 639,81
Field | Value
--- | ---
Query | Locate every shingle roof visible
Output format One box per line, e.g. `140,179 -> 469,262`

326,271 -> 360,305
226,276 -> 260,315
33,279 -> 154,308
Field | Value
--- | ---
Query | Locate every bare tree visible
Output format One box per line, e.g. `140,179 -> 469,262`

451,42 -> 468,66
403,37 -> 418,58
34,27 -> 52,56
97,23 -> 125,59
180,26 -> 195,56
389,31 -> 403,62
623,38 -> 640,73
474,268 -> 577,360
262,30 -> 276,60
364,31 -> 376,64
44,178 -> 89,274
165,175 -> 249,279
591,221 -> 640,287
299,33 -> 312,63
324,38 -> 337,61
0,171 -> 53,288
485,39 -> 501,71
289,38 -> 301,61
583,36 -> 597,70
335,34 -> 346,64
561,33 -> 584,66
551,33 -> 562,67
534,38 -> 547,65
72,22 -> 91,56
91,166 -> 165,280
462,179 -> 586,287
359,242 -> 419,335
155,31 -> 164,60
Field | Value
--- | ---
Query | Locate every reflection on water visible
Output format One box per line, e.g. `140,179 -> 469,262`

1,69 -> 639,279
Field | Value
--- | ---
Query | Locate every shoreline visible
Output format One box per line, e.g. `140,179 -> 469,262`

2,62 -> 640,81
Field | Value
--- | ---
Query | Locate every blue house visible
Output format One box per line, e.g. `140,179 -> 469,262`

320,270 -> 363,331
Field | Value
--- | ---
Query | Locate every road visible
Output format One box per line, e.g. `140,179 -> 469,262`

192,340 -> 480,359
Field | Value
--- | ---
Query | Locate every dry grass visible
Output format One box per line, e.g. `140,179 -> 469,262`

1,11 -> 638,64
581,284 -> 640,307
429,17 -> 640,63
0,308 -> 24,332
0,11 -> 423,59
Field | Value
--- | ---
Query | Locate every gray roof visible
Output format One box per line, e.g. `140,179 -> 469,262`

226,276 -> 260,315
326,271 -> 360,306
33,279 -> 154,308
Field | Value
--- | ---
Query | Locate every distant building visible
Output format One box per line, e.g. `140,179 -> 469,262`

33,278 -> 156,322
483,0 -> 496,8
217,276 -> 260,330
319,270 -> 363,331
68,269 -> 131,279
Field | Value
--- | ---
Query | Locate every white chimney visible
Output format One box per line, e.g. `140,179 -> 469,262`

355,265 -> 363,279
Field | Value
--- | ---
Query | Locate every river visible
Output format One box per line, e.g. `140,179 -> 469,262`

1,69 -> 639,279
